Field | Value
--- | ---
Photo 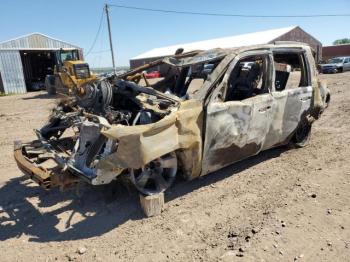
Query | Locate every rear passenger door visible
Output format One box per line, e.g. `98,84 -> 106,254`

262,49 -> 312,149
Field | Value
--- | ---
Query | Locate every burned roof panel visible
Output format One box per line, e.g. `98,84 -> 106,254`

163,48 -> 228,67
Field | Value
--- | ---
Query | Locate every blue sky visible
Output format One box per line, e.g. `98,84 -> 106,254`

1,0 -> 349,67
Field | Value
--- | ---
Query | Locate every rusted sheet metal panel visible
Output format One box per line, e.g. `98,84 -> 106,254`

0,33 -> 81,50
14,148 -> 51,188
14,143 -> 80,189
0,50 -> 26,93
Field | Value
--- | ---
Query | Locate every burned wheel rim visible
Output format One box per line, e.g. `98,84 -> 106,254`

130,152 -> 177,195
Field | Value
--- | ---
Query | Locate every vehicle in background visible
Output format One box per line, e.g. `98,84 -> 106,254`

190,63 -> 214,79
45,49 -> 97,95
143,71 -> 161,79
201,64 -> 214,77
319,56 -> 350,74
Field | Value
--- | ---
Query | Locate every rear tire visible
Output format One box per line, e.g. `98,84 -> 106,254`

291,122 -> 312,148
325,94 -> 330,108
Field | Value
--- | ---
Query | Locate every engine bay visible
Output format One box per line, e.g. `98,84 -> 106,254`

19,78 -> 180,189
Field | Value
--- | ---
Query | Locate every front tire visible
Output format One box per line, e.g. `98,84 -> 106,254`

130,152 -> 177,195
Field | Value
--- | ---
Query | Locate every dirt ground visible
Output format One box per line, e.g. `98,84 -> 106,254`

0,73 -> 349,262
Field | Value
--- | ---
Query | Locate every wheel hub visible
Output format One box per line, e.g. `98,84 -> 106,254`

130,152 -> 177,195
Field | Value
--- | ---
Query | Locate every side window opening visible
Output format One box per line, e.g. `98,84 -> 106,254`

143,59 -> 221,99
273,52 -> 309,91
173,61 -> 221,97
226,55 -> 269,101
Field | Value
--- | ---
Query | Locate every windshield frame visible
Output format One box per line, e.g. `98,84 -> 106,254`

59,50 -> 79,63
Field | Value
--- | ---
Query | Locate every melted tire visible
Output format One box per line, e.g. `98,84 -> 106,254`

291,122 -> 312,148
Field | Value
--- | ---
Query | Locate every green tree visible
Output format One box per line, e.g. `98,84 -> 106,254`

333,38 -> 350,45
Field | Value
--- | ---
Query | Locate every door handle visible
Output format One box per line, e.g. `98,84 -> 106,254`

258,106 -> 271,112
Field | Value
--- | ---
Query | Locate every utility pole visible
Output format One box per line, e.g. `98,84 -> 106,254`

105,4 -> 116,72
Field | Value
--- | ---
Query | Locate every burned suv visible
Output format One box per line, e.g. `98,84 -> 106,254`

14,43 -> 330,195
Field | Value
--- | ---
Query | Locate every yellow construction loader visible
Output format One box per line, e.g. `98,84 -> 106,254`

45,49 -> 97,95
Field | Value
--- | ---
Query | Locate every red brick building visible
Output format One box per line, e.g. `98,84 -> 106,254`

322,44 -> 350,61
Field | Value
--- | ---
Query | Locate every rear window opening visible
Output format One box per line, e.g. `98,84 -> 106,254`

273,52 -> 309,91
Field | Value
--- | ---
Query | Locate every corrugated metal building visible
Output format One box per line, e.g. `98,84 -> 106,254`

322,44 -> 350,61
0,33 -> 82,94
130,26 -> 322,76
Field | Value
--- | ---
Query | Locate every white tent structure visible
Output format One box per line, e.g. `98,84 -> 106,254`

130,26 -> 322,73
133,26 -> 296,60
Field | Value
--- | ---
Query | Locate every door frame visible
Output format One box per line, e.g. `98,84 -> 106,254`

265,48 -> 313,147
201,49 -> 274,175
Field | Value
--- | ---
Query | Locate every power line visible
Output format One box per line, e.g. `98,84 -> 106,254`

88,49 -> 110,54
86,9 -> 105,57
108,4 -> 350,18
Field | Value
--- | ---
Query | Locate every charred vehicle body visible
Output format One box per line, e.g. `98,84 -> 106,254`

14,43 -> 330,195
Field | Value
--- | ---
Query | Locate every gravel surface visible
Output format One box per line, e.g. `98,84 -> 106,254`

0,73 -> 349,261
